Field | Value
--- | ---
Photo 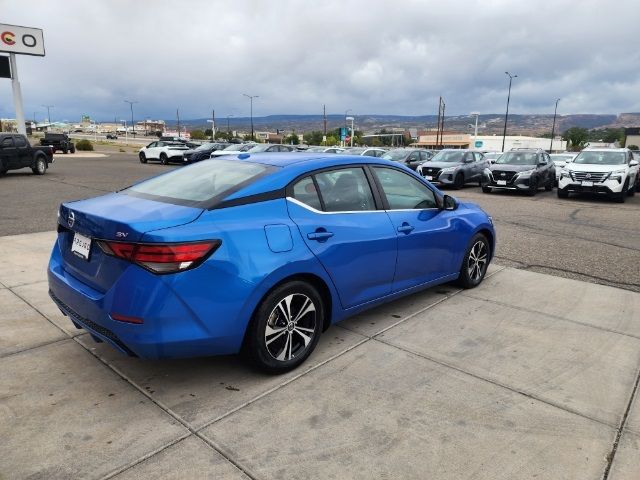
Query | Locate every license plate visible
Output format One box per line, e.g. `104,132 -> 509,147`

582,181 -> 594,187
425,175 -> 433,181
71,232 -> 91,260
497,180 -> 507,186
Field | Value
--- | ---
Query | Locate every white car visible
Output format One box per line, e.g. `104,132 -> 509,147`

550,153 -> 577,183
138,141 -> 189,165
210,143 -> 256,157
557,147 -> 639,202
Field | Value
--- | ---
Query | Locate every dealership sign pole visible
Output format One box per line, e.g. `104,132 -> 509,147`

0,24 -> 45,135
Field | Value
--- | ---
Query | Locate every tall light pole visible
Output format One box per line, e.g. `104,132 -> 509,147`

243,94 -> 258,141
346,116 -> 355,147
124,100 -> 138,136
470,111 -> 480,146
42,104 -> 54,124
550,98 -> 560,152
501,72 -> 517,152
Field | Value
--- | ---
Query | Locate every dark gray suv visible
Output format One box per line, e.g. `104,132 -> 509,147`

417,149 -> 488,189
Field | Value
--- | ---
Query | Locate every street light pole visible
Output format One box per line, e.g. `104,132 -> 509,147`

550,98 -> 560,152
470,112 -> 480,144
42,104 -> 54,125
243,94 -> 258,141
346,116 -> 355,147
501,72 -> 517,152
124,100 -> 138,136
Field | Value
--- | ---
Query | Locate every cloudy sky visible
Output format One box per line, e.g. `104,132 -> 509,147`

1,0 -> 639,123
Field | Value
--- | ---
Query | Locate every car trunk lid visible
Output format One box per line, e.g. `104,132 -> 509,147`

58,192 -> 203,292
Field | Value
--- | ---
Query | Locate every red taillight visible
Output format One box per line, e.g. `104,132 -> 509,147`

97,240 -> 220,274
111,313 -> 144,324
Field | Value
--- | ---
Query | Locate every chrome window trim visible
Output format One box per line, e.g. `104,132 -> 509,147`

286,196 -> 439,214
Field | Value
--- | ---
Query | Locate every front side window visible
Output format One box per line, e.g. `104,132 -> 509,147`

373,167 -> 437,210
315,167 -> 376,212
14,136 -> 27,147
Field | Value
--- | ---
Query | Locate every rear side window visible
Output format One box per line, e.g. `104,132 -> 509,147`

1,137 -> 14,147
292,176 -> 322,210
126,159 -> 273,206
14,136 -> 27,147
315,167 -> 376,212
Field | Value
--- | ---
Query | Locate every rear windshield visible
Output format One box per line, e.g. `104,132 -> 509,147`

124,159 -> 274,207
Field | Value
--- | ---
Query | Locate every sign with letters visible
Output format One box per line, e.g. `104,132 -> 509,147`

0,24 -> 45,56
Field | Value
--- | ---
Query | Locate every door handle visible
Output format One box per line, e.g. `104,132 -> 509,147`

397,223 -> 414,234
307,230 -> 334,241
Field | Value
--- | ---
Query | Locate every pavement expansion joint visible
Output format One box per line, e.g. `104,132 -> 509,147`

601,365 -> 640,480
373,336 -> 617,430
460,291 -> 640,341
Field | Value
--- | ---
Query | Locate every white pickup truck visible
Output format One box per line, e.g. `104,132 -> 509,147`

557,147 -> 639,203
138,141 -> 189,165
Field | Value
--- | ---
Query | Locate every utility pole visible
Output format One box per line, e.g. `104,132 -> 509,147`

42,104 -> 54,125
501,71 -> 517,152
550,98 -> 560,152
227,114 -> 233,135
436,97 -> 445,149
243,94 -> 258,141
124,100 -> 138,136
211,109 -> 215,141
323,104 -> 327,136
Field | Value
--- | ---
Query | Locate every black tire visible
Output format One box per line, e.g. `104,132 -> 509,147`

456,233 -> 490,289
482,186 -> 492,193
62,148 -> 68,154
453,172 -> 464,190
614,180 -> 628,203
245,281 -> 324,374
0,158 -> 6,176
139,152 -> 147,164
160,153 -> 168,165
557,188 -> 569,198
70,147 -> 76,154
32,156 -> 47,175
627,179 -> 635,197
526,178 -> 538,196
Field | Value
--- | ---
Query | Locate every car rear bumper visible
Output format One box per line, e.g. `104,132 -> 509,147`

47,240 -> 247,359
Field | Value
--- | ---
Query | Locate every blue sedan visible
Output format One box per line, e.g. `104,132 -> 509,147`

48,153 -> 495,373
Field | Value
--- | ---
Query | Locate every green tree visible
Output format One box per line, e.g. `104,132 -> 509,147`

285,133 -> 300,145
562,127 -> 589,151
304,130 -> 324,145
325,135 -> 338,146
190,129 -> 207,140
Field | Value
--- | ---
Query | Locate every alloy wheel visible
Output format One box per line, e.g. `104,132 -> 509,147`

467,240 -> 488,282
264,293 -> 317,361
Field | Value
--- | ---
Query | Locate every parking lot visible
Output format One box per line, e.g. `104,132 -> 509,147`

1,151 -> 640,479
2,150 -> 639,292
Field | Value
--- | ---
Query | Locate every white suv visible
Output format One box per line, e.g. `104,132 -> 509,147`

557,148 -> 639,202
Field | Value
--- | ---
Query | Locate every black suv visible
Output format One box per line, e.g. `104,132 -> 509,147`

481,148 -> 555,196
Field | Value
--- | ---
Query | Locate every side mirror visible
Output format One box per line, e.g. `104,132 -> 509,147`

630,159 -> 638,167
443,195 -> 458,211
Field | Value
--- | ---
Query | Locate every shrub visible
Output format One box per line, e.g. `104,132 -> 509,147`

627,144 -> 639,150
75,139 -> 94,151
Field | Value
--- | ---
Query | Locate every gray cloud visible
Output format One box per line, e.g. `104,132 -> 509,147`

1,0 -> 639,122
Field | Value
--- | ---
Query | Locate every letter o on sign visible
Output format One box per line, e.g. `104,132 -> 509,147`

22,34 -> 37,48
1,31 -> 15,45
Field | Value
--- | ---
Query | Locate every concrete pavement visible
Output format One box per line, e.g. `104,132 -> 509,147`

1,230 -> 639,479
